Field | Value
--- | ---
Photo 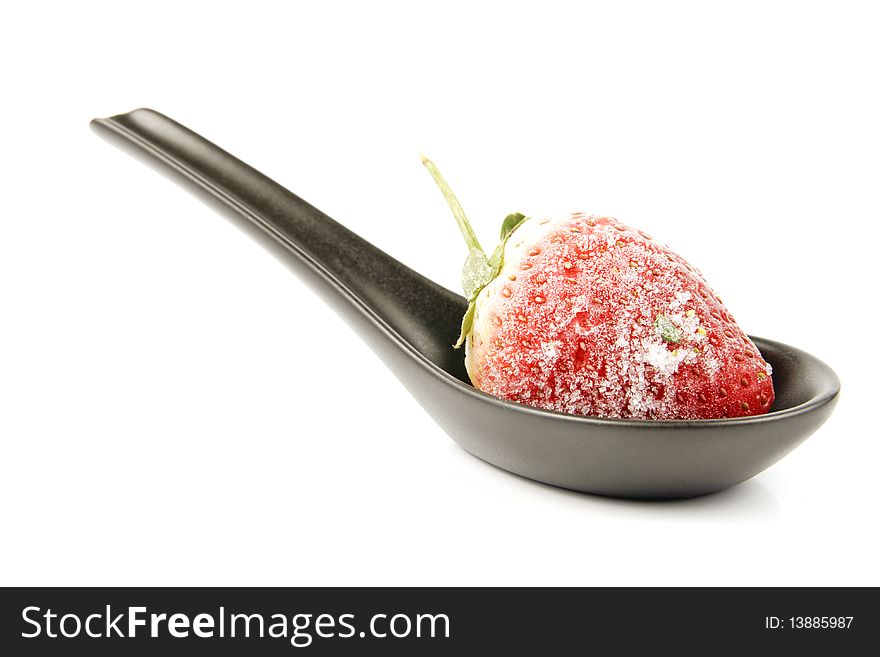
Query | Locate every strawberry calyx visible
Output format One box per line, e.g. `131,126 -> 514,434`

421,156 -> 526,347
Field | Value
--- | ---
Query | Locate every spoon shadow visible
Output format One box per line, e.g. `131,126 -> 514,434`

448,443 -> 782,517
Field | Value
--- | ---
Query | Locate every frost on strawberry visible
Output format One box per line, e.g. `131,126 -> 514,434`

422,158 -> 774,420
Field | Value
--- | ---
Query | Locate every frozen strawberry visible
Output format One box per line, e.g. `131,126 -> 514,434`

422,157 -> 774,420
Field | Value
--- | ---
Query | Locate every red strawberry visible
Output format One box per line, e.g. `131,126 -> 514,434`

423,157 -> 774,420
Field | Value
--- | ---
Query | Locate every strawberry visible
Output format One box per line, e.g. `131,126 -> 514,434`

422,157 -> 774,420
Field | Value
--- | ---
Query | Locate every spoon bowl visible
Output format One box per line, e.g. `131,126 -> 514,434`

91,108 -> 840,498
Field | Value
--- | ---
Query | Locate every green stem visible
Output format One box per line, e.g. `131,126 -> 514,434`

421,155 -> 484,255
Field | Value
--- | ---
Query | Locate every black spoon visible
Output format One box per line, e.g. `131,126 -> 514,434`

91,108 -> 840,499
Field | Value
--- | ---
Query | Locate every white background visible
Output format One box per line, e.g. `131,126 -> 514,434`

1,1 -> 877,586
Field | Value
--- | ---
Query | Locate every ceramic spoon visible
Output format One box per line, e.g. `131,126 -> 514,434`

91,108 -> 840,499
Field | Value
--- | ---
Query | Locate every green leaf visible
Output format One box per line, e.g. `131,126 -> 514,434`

454,301 -> 477,348
457,214 -> 528,348
461,248 -> 494,301
499,212 -> 527,240
421,158 -> 529,352
655,314 -> 684,344
488,212 -> 528,270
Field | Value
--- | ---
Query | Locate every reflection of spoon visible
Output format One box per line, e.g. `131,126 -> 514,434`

91,108 -> 840,499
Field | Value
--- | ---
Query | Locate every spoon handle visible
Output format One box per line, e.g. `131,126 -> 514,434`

91,109 -> 466,376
